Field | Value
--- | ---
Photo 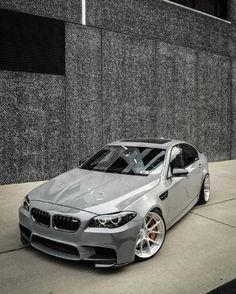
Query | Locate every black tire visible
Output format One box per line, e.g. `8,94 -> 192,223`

135,209 -> 166,262
198,174 -> 210,204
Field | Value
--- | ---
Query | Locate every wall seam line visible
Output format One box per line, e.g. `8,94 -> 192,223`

64,23 -> 69,171
101,29 -> 104,145
229,59 -> 234,159
196,50 -> 200,150
154,39 -> 158,137
81,0 -> 86,25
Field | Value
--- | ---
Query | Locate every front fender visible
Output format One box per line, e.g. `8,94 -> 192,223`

125,182 -> 169,224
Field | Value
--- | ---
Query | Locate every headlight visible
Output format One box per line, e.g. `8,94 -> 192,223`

89,211 -> 136,229
22,195 -> 30,211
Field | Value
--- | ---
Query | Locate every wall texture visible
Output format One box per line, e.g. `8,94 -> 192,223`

0,0 -> 235,184
197,52 -> 231,160
65,24 -> 102,167
155,43 -> 198,146
232,59 -> 236,159
102,31 -> 156,143
0,71 -> 66,183
86,0 -> 234,56
0,0 -> 81,22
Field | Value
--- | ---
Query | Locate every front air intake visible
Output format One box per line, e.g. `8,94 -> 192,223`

32,235 -> 79,256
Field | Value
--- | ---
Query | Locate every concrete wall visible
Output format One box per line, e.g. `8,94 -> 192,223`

87,0 -> 234,56
0,72 -> 66,183
232,59 -> 236,159
65,24 -> 102,167
0,0 -> 235,184
0,0 -> 82,22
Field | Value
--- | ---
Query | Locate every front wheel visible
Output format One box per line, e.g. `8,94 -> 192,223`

198,174 -> 210,204
135,210 -> 166,261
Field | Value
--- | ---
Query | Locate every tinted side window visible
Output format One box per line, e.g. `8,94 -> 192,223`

170,146 -> 185,171
181,144 -> 199,167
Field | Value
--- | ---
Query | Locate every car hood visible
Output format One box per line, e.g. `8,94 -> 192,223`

29,168 -> 160,214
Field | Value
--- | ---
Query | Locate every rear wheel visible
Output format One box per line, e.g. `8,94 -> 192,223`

198,174 -> 210,204
135,210 -> 166,261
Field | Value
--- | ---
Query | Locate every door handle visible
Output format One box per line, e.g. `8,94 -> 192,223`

159,191 -> 168,201
199,163 -> 202,168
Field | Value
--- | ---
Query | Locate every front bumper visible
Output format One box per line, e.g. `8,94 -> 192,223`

19,202 -> 142,267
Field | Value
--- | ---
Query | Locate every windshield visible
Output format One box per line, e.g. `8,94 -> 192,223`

81,145 -> 166,176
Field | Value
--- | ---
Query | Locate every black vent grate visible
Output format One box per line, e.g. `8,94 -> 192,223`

0,9 -> 65,75
31,208 -> 50,227
19,224 -> 31,241
32,235 -> 79,256
53,215 -> 80,232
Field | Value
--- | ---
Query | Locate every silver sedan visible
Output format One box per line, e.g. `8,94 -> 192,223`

19,138 -> 210,267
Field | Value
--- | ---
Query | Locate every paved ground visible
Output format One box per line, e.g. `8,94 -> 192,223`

0,160 -> 235,294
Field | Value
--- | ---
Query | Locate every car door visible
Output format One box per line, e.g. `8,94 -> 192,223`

181,144 -> 202,201
166,145 -> 190,224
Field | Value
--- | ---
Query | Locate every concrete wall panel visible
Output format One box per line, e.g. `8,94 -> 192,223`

155,42 -> 198,146
230,0 -> 236,24
87,0 -> 232,57
102,31 -> 156,143
231,59 -> 236,159
0,71 -> 66,184
197,52 -> 231,161
0,0 -> 81,22
66,25 -> 102,167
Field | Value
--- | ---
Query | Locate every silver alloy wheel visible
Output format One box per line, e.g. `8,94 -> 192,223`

204,175 -> 210,202
135,211 -> 165,259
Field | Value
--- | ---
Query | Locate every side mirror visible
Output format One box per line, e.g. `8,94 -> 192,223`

172,168 -> 188,177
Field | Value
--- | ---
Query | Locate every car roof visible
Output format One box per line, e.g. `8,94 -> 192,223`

108,138 -> 186,149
